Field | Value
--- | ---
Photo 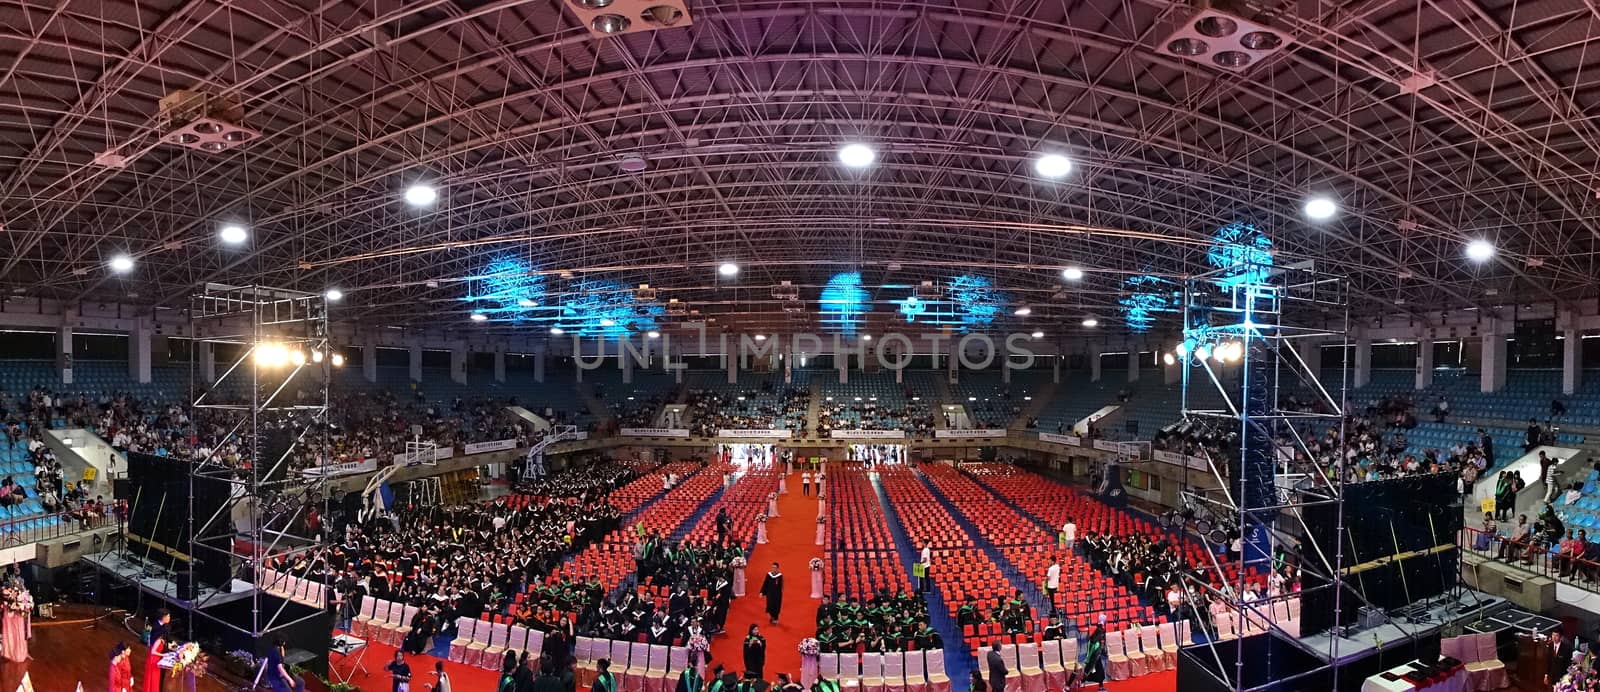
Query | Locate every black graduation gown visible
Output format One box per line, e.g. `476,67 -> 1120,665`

759,571 -> 784,620
743,635 -> 767,678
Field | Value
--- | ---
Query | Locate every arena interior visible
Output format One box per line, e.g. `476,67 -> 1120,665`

3,0 -> 1600,690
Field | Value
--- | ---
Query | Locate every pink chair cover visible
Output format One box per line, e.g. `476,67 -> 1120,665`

1106,632 -> 1131,681
1468,633 -> 1508,691
1124,629 -> 1149,678
1017,644 -> 1046,692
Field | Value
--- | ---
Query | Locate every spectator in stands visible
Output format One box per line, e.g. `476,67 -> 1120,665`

1501,514 -> 1530,560
1431,397 -> 1449,423
1527,419 -> 1544,452
1552,399 -> 1567,418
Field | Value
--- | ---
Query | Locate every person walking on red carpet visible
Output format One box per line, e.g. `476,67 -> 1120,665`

760,563 -> 785,624
742,625 -> 768,680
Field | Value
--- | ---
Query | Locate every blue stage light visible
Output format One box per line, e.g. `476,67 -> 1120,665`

948,274 -> 1007,331
820,272 -> 870,334
1119,274 -> 1177,332
1207,221 -> 1274,288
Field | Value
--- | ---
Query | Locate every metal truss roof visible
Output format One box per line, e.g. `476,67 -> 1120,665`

2,0 -> 1598,337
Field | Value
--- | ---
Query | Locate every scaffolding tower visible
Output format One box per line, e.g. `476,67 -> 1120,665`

1174,260 -> 1352,691
186,283 -> 334,640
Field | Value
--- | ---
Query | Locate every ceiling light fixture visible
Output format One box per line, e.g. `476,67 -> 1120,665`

718,263 -> 740,277
219,224 -> 248,245
1466,239 -> 1496,263
517,298 -> 538,307
550,327 -> 565,335
1034,154 -> 1073,178
647,330 -> 661,339
109,255 -> 135,273
838,143 -> 876,168
1031,331 -> 1044,339
471,312 -> 488,322
1082,318 -> 1099,328
404,183 -> 438,207
1014,306 -> 1032,316
1303,196 -> 1337,220
324,288 -> 344,302
1062,267 -> 1084,281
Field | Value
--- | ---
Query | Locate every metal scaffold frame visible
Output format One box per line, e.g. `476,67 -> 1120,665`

186,282 -> 334,639
1173,261 -> 1356,692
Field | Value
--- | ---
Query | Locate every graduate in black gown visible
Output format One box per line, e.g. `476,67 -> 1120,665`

759,563 -> 784,624
742,624 -> 767,680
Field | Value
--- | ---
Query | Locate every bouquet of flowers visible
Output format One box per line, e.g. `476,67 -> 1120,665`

798,638 -> 820,656
816,516 -> 826,525
170,642 -> 211,677
730,556 -> 747,569
809,557 -> 824,571
0,585 -> 30,614
757,514 -> 768,524
688,633 -> 711,657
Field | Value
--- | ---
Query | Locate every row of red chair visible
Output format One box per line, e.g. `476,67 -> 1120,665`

552,462 -> 730,588
825,466 -> 912,597
678,461 -> 780,548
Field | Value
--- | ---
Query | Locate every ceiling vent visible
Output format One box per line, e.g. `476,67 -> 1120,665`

1156,0 -> 1291,72
772,281 -> 800,300
157,90 -> 261,153
565,0 -> 692,37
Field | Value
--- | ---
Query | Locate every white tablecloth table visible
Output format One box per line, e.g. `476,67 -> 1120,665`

1361,661 -> 1470,692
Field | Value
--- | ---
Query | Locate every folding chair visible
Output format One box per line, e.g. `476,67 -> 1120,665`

645,644 -> 671,692
506,625 -> 531,660
1139,626 -> 1168,672
351,598 -> 379,638
449,617 -> 478,663
574,638 -> 599,687
860,653 -> 886,692
483,622 -> 512,669
839,651 -> 864,691
466,620 -> 501,669
1464,632 -> 1508,690
391,605 -> 421,649
1015,642 -> 1045,692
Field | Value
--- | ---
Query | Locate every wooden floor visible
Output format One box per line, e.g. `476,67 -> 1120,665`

6,605 -> 233,692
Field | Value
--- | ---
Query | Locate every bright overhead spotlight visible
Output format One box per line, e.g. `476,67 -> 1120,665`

718,263 -> 740,277
862,334 -> 873,341
1034,153 -> 1073,178
550,327 -> 565,335
109,254 -> 135,273
598,318 -> 616,327
1031,331 -> 1044,339
1014,307 -> 1032,316
838,143 -> 876,168
647,330 -> 661,339
289,349 -> 307,366
404,183 -> 438,207
754,334 -> 768,341
517,298 -> 538,307
471,312 -> 489,322
330,353 -> 345,367
219,224 -> 248,245
312,350 -> 325,363
1062,267 -> 1084,281
254,343 -> 288,368
1162,353 -> 1176,366
1303,196 -> 1337,220
1081,318 -> 1099,328
1465,239 -> 1496,263
324,288 -> 343,302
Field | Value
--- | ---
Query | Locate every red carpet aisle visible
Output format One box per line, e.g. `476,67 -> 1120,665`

709,469 -> 824,680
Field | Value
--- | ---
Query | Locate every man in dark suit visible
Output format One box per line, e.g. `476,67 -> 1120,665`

985,641 -> 1007,692
1550,630 -> 1577,685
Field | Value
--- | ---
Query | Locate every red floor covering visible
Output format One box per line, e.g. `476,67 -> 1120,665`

330,470 -> 1179,692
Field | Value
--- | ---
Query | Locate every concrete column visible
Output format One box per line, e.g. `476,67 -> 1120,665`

129,321 -> 152,384
1128,349 -> 1141,382
1052,352 -> 1061,383
1353,331 -> 1371,389
1091,352 -> 1102,382
837,350 -> 848,384
493,347 -> 506,383
1563,328 -> 1582,396
363,343 -> 378,383
1415,336 -> 1434,390
622,343 -> 634,384
947,342 -> 958,384
450,345 -> 468,385
198,340 -> 216,383
57,326 -> 73,385
534,349 -> 545,383
408,345 -> 423,382
894,361 -> 903,384
1296,339 -> 1322,376
1480,325 -> 1507,393
727,348 -> 737,384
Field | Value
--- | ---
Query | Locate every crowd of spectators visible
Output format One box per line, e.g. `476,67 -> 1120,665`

814,400 -> 933,435
685,382 -> 809,435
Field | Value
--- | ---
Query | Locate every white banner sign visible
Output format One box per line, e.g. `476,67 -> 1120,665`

830,429 -> 907,439
300,458 -> 378,478
934,429 -> 1008,439
1092,439 -> 1119,452
463,439 -> 519,455
619,428 -> 692,437
1038,432 -> 1081,446
719,429 -> 792,439
1152,450 -> 1184,465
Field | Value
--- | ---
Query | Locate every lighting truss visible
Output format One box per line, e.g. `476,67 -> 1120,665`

1174,260 -> 1357,691
186,283 -> 333,640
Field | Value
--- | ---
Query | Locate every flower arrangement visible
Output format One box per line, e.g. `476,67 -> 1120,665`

730,556 -> 747,569
757,514 -> 767,524
809,557 -> 823,571
688,633 -> 710,654
0,585 -> 31,614
169,642 -> 211,677
816,516 -> 826,525
798,638 -> 820,656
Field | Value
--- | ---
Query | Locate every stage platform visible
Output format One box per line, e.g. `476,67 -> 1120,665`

82,550 -> 256,609
1295,588 -> 1509,664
